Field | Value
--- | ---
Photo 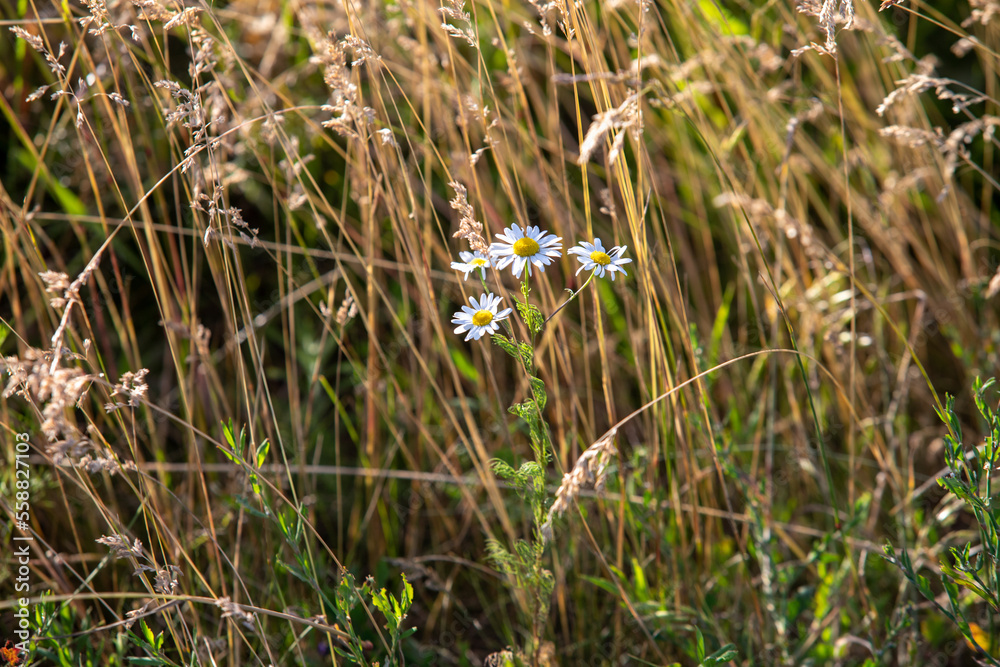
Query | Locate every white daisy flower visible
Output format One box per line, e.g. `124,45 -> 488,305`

451,292 -> 513,341
489,225 -> 562,278
567,238 -> 632,281
450,251 -> 492,281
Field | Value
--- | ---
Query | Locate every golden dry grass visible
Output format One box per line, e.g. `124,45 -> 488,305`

1,0 -> 1000,663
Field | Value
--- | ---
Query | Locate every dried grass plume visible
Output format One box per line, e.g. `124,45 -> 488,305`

541,427 -> 618,542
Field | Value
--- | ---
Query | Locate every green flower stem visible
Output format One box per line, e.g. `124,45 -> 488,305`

476,266 -> 558,659
544,270 -> 596,325
522,272 -> 538,349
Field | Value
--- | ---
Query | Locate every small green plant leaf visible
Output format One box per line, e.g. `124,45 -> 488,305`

276,558 -> 314,585
371,585 -> 398,632
220,419 -> 241,463
492,333 -> 518,358
231,494 -> 270,518
255,439 -> 270,468
516,300 -> 544,334
529,376 -> 547,410
700,644 -> 739,666
141,619 -> 156,648
449,345 -> 481,382
491,458 -> 517,480
581,575 -> 619,596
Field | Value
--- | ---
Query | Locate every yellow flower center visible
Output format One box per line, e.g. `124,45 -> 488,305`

471,258 -> 488,267
513,237 -> 540,257
590,250 -> 612,266
472,310 -> 494,327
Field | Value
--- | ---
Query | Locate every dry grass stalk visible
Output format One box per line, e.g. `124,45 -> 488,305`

986,266 -> 1000,299
124,604 -> 151,631
606,0 -> 647,10
598,188 -> 618,222
551,54 -> 663,88
318,35 -> 378,138
578,93 -> 640,166
163,7 -> 203,31
9,26 -> 67,77
795,0 -> 855,54
878,74 -> 987,117
541,428 -> 618,542
106,368 -> 150,411
130,0 -> 173,22
964,0 -> 1000,26
79,0 -> 124,37
881,116 -> 1000,182
448,181 -> 489,253
524,0 -> 578,39
3,348 -> 93,449
97,534 -> 146,561
879,124 -> 942,149
2,344 -> 139,475
377,128 -> 398,146
714,192 -> 818,255
154,565 -> 182,595
76,452 -> 137,475
215,597 -> 257,630
439,0 -> 478,47
336,292 -> 359,326
97,535 -> 181,594
952,36 -> 981,56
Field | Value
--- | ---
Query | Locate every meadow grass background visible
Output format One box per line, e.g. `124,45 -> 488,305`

1,0 -> 1000,663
